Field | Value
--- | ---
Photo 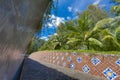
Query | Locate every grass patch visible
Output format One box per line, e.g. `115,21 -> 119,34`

39,50 -> 120,55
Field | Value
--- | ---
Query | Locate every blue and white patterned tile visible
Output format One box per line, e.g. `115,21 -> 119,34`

91,57 -> 101,66
62,62 -> 66,67
77,57 -> 82,63
103,68 -> 118,80
116,58 -> 120,66
70,63 -> 75,69
61,56 -> 64,61
82,64 -> 90,73
72,52 -> 77,56
68,56 -> 72,62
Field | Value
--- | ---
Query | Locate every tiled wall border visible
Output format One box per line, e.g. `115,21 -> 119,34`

39,52 -> 120,80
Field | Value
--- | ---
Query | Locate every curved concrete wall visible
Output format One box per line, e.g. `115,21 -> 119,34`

0,0 -> 51,80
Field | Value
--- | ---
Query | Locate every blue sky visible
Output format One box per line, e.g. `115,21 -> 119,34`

35,0 -> 115,41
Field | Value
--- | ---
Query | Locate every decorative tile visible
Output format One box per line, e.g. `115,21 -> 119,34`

62,62 -> 66,67
53,60 -> 55,64
57,61 -> 60,65
50,55 -> 52,59
50,60 -> 52,63
68,56 -> 72,62
66,52 -> 69,56
77,57 -> 82,63
60,53 -> 63,56
43,57 -> 46,59
56,56 -> 59,60
61,56 -> 64,61
70,63 -> 75,69
91,57 -> 101,66
116,59 -> 120,66
53,56 -> 55,60
72,52 -> 77,56
56,53 -> 58,56
103,68 -> 118,80
82,64 -> 90,73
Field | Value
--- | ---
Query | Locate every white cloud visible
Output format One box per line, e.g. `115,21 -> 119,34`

40,36 -> 49,41
47,22 -> 53,28
68,6 -> 72,12
49,14 -> 65,27
54,33 -> 58,36
48,35 -> 52,38
93,0 -> 101,5
46,14 -> 65,28
74,8 -> 79,12
50,14 -> 56,19
73,16 -> 79,19
99,4 -> 106,8
53,17 -> 65,26
67,16 -> 71,20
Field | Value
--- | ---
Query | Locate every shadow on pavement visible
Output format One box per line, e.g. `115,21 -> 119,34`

20,58 -> 78,80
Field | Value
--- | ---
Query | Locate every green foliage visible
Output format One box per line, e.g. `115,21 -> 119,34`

27,37 -> 45,54
92,18 -> 114,31
102,35 -> 120,51
88,38 -> 103,50
39,4 -> 120,52
27,1 -> 120,54
40,5 -> 108,50
116,27 -> 120,43
39,50 -> 120,55
90,16 -> 120,51
111,6 -> 120,16
111,0 -> 120,16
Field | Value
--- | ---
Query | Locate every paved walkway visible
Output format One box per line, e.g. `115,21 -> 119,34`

20,53 -> 107,80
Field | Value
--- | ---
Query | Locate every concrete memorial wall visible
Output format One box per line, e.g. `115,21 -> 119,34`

0,0 -> 51,80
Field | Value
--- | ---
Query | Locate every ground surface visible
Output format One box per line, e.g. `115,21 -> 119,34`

20,52 -> 107,80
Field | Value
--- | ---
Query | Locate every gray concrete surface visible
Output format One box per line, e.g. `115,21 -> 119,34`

0,0 -> 51,79
20,54 -> 107,80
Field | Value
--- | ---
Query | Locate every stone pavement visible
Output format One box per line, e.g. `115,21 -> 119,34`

20,53 -> 107,80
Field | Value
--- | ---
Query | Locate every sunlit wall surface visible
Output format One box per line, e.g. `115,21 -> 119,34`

0,0 -> 50,80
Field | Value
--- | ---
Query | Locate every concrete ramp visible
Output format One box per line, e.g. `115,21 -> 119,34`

20,53 -> 107,80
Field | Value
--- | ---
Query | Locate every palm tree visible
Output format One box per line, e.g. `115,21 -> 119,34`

111,0 -> 120,16
88,16 -> 120,51
40,5 -> 120,51
66,5 -> 108,50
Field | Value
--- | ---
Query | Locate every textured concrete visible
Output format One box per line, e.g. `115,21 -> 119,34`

0,0 -> 51,80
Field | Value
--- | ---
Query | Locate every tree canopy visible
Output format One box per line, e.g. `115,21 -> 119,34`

27,2 -> 120,54
39,4 -> 120,51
